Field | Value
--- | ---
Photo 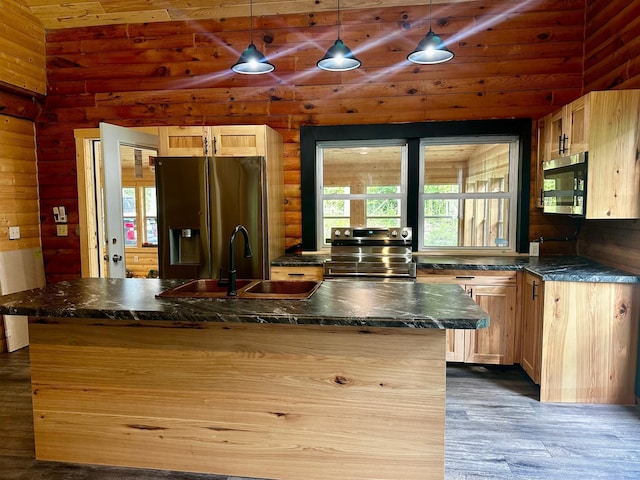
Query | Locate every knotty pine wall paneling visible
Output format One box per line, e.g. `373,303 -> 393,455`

0,0 -> 46,96
577,0 -> 640,273
37,1 -> 587,281
0,113 -> 42,352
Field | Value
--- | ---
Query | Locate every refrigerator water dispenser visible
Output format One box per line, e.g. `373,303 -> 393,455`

169,228 -> 201,265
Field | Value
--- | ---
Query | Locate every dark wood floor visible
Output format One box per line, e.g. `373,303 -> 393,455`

2,348 -> 639,479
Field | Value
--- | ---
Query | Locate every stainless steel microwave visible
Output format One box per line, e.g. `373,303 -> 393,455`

542,152 -> 587,215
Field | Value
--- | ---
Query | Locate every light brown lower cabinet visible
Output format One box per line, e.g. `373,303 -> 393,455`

520,273 -> 639,404
417,270 -> 518,365
520,273 -> 543,384
270,266 -> 323,281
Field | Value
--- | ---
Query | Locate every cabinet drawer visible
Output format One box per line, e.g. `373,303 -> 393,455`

271,266 -> 323,281
417,270 -> 517,285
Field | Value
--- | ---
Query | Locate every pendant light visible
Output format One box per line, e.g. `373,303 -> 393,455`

408,0 -> 454,64
231,0 -> 275,74
317,0 -> 361,71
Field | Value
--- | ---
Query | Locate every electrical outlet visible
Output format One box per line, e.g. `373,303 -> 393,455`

8,226 -> 20,240
529,242 -> 540,257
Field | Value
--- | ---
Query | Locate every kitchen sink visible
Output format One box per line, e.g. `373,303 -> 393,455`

157,279 -> 255,298
242,280 -> 321,299
157,279 -> 321,299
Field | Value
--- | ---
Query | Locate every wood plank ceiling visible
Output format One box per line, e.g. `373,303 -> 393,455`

23,0 -> 465,30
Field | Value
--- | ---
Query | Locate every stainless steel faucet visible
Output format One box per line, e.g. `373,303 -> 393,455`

227,225 -> 252,296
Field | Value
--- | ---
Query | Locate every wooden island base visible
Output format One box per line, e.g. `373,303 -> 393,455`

28,318 -> 446,480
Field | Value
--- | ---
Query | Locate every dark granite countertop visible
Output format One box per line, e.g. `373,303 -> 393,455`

273,254 -> 640,283
0,278 -> 488,330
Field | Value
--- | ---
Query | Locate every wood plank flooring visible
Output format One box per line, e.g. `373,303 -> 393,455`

2,348 -> 639,479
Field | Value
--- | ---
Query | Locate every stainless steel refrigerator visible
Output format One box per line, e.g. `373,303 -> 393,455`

155,156 -> 268,280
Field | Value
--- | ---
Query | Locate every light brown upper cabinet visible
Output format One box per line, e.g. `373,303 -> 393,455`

158,125 -> 274,158
548,96 -> 589,160
536,89 -> 640,218
158,126 -> 213,156
211,125 -> 267,157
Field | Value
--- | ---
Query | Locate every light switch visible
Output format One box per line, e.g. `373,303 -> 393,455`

9,226 -> 20,240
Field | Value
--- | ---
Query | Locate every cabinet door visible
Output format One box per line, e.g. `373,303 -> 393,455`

585,90 -> 640,219
270,266 -> 323,281
547,97 -> 589,160
566,95 -> 588,156
158,126 -> 212,156
520,273 -> 543,384
548,106 -> 566,159
212,125 -> 266,157
446,329 -> 466,362
535,116 -> 551,208
417,271 -> 517,365
464,284 -> 517,364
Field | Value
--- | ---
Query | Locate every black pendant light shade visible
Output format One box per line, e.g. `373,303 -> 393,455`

317,38 -> 361,71
231,0 -> 275,75
407,30 -> 454,64
317,0 -> 361,71
408,0 -> 454,65
232,43 -> 275,74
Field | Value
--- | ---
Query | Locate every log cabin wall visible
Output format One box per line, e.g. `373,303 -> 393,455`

576,0 -> 640,274
0,0 -> 46,96
0,0 -> 45,350
36,0 -> 588,282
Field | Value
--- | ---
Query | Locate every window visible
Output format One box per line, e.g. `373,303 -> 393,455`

316,141 -> 407,247
144,187 -> 158,246
122,187 -> 137,247
122,185 -> 158,248
419,139 -> 518,252
300,120 -> 531,252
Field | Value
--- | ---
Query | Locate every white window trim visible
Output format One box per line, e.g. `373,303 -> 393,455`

316,140 -> 408,249
418,135 -> 520,254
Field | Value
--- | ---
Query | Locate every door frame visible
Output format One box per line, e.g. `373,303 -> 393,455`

74,126 -> 159,278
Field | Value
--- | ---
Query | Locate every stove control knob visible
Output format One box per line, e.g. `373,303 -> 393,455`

334,229 -> 341,237
401,229 -> 409,238
391,229 -> 398,237
344,230 -> 351,237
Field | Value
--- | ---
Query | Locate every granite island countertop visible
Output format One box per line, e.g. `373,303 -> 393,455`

0,277 -> 489,329
273,254 -> 640,283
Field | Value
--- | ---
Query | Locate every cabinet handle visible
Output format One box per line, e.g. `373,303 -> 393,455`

532,281 -> 538,300
288,273 -> 305,277
213,136 -> 217,155
557,133 -> 569,154
540,188 -> 544,207
203,136 -> 209,156
455,276 -> 475,279
558,135 -> 563,154
467,287 -> 473,297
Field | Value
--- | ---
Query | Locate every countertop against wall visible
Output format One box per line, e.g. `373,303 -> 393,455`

273,254 -> 640,283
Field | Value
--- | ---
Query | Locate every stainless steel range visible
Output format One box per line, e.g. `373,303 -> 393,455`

323,227 -> 416,280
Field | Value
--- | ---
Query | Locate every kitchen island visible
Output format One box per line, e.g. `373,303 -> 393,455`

0,278 -> 488,480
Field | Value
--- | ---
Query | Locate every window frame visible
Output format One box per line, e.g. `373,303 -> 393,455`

300,120 -> 531,253
315,139 -> 409,248
121,184 -> 158,248
418,136 -> 519,253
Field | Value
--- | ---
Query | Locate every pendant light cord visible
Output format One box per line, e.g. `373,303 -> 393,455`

249,0 -> 254,44
429,0 -> 433,31
337,0 -> 342,40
